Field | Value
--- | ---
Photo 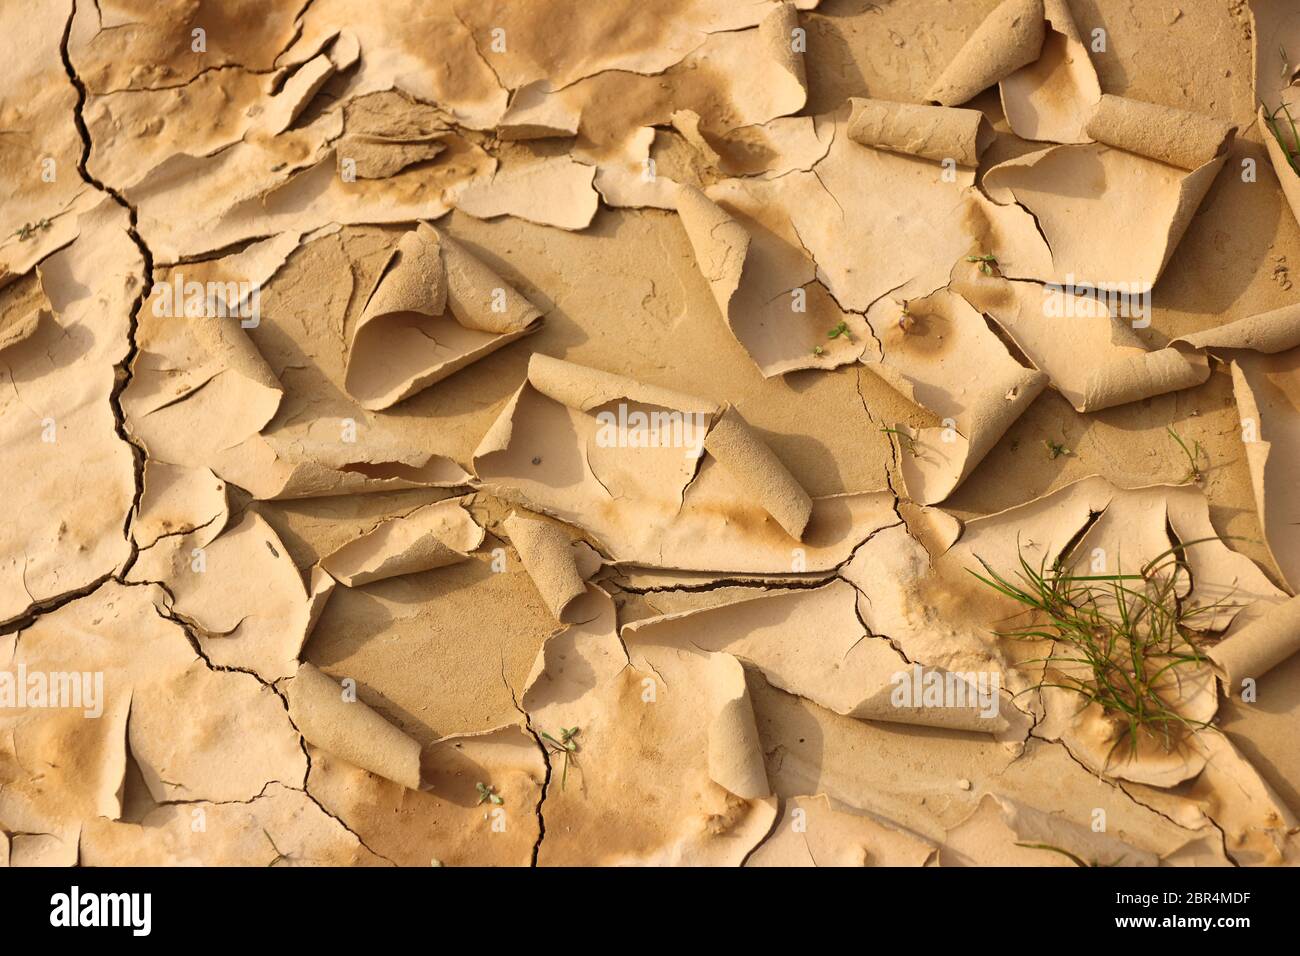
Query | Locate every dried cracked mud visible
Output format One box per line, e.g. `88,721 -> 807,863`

2,0 -> 1300,868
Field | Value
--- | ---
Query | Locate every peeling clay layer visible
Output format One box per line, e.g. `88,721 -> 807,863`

2,0 -> 1300,870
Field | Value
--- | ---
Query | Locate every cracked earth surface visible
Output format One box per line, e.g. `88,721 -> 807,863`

2,0 -> 1300,867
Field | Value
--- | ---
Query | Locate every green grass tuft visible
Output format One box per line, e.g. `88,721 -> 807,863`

968,537 -> 1236,762
1264,101 -> 1300,177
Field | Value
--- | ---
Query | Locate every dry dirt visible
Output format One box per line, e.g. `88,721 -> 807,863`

1,0 -> 1299,867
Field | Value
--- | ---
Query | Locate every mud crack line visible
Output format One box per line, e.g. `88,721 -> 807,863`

60,0 -> 154,581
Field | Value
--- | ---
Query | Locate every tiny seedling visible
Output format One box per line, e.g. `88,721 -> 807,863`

475,781 -> 503,806
1044,439 -> 1070,460
898,303 -> 915,333
879,426 -> 918,455
1264,101 -> 1300,177
541,726 -> 580,790
1166,426 -> 1206,483
827,320 -> 852,342
13,219 -> 51,242
966,253 -> 999,276
811,344 -> 825,356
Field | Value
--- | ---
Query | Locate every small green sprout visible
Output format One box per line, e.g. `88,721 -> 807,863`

966,253 -> 998,276
1166,426 -> 1206,483
541,726 -> 580,790
827,320 -> 852,341
812,345 -> 825,356
12,219 -> 51,242
898,302 -> 915,333
1044,439 -> 1070,459
880,426 -> 918,455
475,782 -> 503,806
1015,842 -> 1118,867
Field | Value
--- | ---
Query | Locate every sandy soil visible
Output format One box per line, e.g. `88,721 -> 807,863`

1,0 -> 1298,867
